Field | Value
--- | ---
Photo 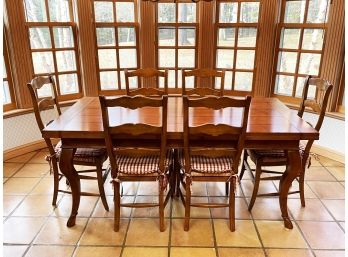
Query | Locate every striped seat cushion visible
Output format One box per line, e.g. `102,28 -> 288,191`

55,141 -> 107,164
117,150 -> 173,175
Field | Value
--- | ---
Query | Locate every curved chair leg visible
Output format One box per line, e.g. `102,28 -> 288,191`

248,162 -> 262,211
52,160 -> 59,206
96,162 -> 109,211
229,177 -> 236,231
239,150 -> 249,180
113,181 -> 121,232
299,167 -> 306,207
184,177 -> 191,231
159,178 -> 165,232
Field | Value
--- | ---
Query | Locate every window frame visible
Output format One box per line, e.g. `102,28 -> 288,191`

23,0 -> 82,101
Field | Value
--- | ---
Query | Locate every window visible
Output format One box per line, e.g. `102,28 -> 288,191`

3,33 -> 16,111
23,0 -> 81,99
215,0 -> 260,92
157,2 -> 198,88
93,0 -> 139,91
273,0 -> 330,99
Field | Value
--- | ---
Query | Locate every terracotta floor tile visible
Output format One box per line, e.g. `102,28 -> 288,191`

6,152 -> 37,163
171,219 -> 214,247
13,195 -> 56,216
189,182 -> 208,196
172,197 -> 210,218
250,198 -> 284,220
79,218 -> 127,246
25,246 -> 75,257
123,247 -> 168,257
206,182 -> 229,197
266,249 -> 314,257
13,163 -> 50,178
239,180 -> 277,197
3,245 -> 28,257
307,181 -> 345,199
214,219 -> 261,247
29,177 -> 66,195
255,221 -> 308,248
74,246 -> 122,257
53,195 -> 99,218
313,250 -> 346,257
92,196 -> 133,218
3,217 -> 46,244
288,198 -> 333,221
305,166 -> 336,181
209,197 -> 251,219
132,195 -> 171,218
125,218 -> 169,246
297,221 -> 345,249
326,166 -> 345,181
321,200 -> 345,221
4,178 -> 40,195
218,248 -> 265,257
28,151 -> 50,164
117,182 -> 139,196
171,247 -> 216,257
137,181 -> 160,195
3,195 -> 25,216
273,181 -> 318,199
3,163 -> 24,177
34,217 -> 87,245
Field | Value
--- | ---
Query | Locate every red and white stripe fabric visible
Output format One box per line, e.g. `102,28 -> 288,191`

248,142 -> 307,160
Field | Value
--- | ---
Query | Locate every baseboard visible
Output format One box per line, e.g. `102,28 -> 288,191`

311,144 -> 345,164
3,139 -> 58,161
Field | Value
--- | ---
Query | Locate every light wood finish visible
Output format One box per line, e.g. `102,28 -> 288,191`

42,96 -> 318,229
27,76 -> 109,210
182,68 -> 225,96
99,95 -> 172,232
241,76 -> 333,210
125,68 -> 168,96
179,95 -> 251,231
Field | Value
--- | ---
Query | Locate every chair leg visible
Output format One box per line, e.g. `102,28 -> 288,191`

52,160 -> 59,206
229,177 -> 236,232
184,177 -> 191,231
299,167 -> 306,207
159,178 -> 165,232
96,162 -> 109,211
114,181 -> 121,232
248,162 -> 262,211
239,150 -> 248,180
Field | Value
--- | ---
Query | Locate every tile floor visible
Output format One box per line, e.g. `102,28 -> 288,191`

3,149 -> 345,257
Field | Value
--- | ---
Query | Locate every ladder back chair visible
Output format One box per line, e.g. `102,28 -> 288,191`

178,95 -> 251,231
240,76 -> 333,210
99,95 -> 173,232
27,76 -> 110,210
125,68 -> 168,96
182,68 -> 225,96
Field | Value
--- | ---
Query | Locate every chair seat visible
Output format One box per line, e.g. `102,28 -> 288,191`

116,150 -> 173,175
55,141 -> 108,164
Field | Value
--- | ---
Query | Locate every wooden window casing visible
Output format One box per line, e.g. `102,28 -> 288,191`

3,32 -> 16,112
272,0 -> 331,104
23,0 -> 82,101
215,0 -> 261,93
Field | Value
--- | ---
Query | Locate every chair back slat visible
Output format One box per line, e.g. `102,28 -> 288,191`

188,96 -> 249,109
190,124 -> 242,136
109,124 -> 162,136
103,95 -> 163,109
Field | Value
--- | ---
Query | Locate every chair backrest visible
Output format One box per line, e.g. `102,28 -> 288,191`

125,68 -> 168,96
27,75 -> 61,155
182,68 -> 225,96
298,75 -> 333,155
183,95 -> 251,174
99,95 -> 168,175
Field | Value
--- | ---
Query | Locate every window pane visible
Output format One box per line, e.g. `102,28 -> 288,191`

178,28 -> 195,46
178,3 -> 196,23
53,27 -> 74,48
238,27 -> 257,47
59,73 -> 78,95
302,29 -> 324,50
295,77 -> 316,98
219,3 -> 237,23
168,70 -> 176,87
280,28 -> 301,49
158,3 -> 175,23
29,27 -> 51,49
159,28 -> 175,46
24,0 -> 47,22
94,2 -> 114,22
56,50 -> 76,72
240,2 -> 259,23
125,72 -> 138,89
96,28 -> 116,46
236,50 -> 255,69
217,49 -> 234,69
116,2 -> 135,22
118,27 -> 136,46
37,81 -> 54,98
159,49 -> 175,67
218,28 -> 235,47
48,0 -> 70,22
277,52 -> 298,73
234,72 -> 253,91
119,49 -> 137,68
179,70 -> 194,89
307,0 -> 329,23
98,49 -> 117,69
3,81 -> 11,104
298,53 -> 321,75
284,1 -> 306,23
178,49 -> 195,68
224,71 -> 233,90
32,52 -> 54,73
275,75 -> 294,95
100,71 -> 118,90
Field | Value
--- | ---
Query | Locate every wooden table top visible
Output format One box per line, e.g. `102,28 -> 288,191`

42,96 -> 319,141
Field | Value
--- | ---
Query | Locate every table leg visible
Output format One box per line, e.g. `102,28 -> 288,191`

59,148 -> 80,227
279,149 -> 301,229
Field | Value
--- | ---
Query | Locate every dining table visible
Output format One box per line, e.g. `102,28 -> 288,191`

42,95 -> 319,230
